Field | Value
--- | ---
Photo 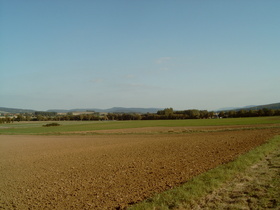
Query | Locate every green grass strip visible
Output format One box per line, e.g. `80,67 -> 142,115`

1,116 -> 280,135
128,135 -> 280,210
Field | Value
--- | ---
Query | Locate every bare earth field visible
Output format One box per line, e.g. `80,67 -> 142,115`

63,124 -> 280,134
0,126 -> 279,209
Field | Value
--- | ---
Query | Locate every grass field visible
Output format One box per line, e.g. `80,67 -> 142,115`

1,116 -> 280,135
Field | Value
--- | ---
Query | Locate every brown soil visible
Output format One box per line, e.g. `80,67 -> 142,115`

0,127 -> 279,209
62,124 -> 280,134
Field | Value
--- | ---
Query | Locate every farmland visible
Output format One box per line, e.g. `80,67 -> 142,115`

1,116 -> 280,135
0,117 -> 280,209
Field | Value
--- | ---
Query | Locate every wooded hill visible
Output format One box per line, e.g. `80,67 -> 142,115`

0,107 -> 36,114
47,107 -> 160,114
239,102 -> 280,111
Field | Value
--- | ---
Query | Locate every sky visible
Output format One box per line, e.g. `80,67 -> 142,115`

1,0 -> 279,111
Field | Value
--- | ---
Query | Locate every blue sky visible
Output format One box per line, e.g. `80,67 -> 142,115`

1,0 -> 279,111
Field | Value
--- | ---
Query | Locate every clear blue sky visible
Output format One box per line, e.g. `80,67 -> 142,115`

1,0 -> 279,111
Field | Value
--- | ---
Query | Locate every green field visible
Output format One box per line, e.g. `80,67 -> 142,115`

1,116 -> 280,135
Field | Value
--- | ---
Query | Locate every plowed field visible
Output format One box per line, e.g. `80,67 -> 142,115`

0,127 -> 279,209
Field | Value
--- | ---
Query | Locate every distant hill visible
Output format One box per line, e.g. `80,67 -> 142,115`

217,102 -> 280,112
47,107 -> 160,114
0,107 -> 36,114
2,103 -> 279,114
241,102 -> 280,111
0,106 -> 160,114
217,105 -> 255,111
104,107 -> 160,113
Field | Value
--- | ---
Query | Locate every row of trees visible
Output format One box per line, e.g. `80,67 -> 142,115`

0,116 -> 14,124
219,108 -> 280,118
1,108 -> 280,123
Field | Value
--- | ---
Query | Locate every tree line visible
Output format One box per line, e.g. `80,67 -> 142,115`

1,108 -> 280,123
218,108 -> 280,118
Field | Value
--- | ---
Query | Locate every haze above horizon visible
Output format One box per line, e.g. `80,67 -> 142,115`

1,0 -> 279,111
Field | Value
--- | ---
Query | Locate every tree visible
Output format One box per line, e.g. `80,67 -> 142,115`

237,109 -> 246,117
36,115 -> 45,121
200,110 -> 209,119
25,114 -> 31,121
4,115 -> 11,123
219,111 -> 225,118
157,108 -> 174,117
257,109 -> 265,116
164,108 -> 173,116
227,110 -> 236,118
208,111 -> 215,119
16,114 -> 24,122
188,109 -> 200,119
267,109 -> 275,116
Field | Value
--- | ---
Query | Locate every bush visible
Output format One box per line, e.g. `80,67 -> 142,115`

43,123 -> 61,127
